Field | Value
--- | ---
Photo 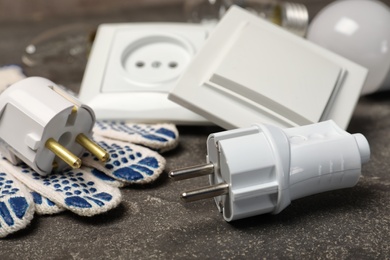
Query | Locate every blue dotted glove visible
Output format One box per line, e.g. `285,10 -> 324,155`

84,122 -> 178,184
0,121 -> 178,238
0,169 -> 34,238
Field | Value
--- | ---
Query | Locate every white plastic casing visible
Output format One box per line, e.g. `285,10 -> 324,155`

207,120 -> 370,221
0,77 -> 95,176
169,6 -> 368,130
79,23 -> 211,124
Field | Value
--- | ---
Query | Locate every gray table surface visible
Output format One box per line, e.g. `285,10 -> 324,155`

0,5 -> 389,259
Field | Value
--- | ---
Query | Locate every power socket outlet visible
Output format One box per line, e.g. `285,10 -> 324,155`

79,23 -> 212,124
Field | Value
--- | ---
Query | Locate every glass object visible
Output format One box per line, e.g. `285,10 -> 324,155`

22,23 -> 96,92
184,0 -> 225,24
184,0 -> 309,37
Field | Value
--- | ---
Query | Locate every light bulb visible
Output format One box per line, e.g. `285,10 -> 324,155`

184,0 -> 309,37
306,0 -> 390,95
222,0 -> 309,37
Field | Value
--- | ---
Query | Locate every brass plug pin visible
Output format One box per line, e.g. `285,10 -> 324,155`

76,133 -> 109,162
45,138 -> 81,169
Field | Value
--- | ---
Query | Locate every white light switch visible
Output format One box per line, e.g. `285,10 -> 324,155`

169,6 -> 367,129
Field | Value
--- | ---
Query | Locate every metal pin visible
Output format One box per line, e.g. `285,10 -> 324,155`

169,163 -> 214,181
45,138 -> 81,169
52,161 -> 58,170
181,182 -> 229,202
76,133 -> 109,162
71,105 -> 78,114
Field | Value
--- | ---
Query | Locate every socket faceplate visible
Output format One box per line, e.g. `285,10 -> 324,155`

79,23 -> 211,124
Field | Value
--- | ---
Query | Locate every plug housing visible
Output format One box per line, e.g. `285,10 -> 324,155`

170,121 -> 370,221
0,77 -> 108,176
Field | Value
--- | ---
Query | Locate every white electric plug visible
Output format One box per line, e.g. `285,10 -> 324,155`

170,120 -> 370,221
0,77 -> 109,176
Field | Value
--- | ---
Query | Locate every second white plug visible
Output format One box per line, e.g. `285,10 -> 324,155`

170,121 -> 370,221
0,77 -> 109,176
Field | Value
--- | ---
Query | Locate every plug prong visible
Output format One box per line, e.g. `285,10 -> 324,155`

181,182 -> 229,202
76,133 -> 110,162
169,163 -> 214,181
45,138 -> 81,169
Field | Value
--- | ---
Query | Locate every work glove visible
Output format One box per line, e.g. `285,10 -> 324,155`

0,66 -> 179,238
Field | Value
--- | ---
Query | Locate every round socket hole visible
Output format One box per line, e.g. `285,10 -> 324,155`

151,61 -> 162,68
135,61 -> 145,68
168,61 -> 178,68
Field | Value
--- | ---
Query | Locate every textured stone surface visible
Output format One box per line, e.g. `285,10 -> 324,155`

0,4 -> 389,259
